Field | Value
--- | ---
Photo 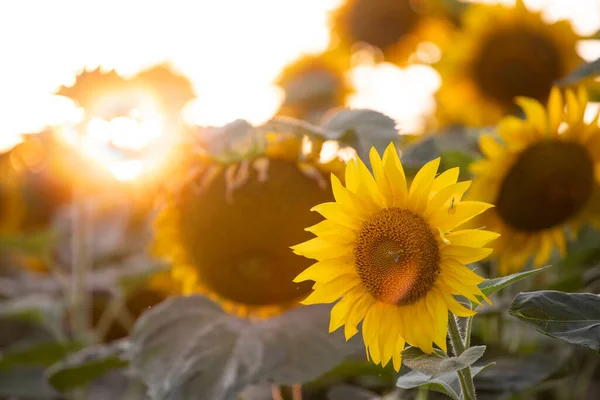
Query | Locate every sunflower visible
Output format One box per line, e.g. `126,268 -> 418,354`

292,143 -> 497,370
152,133 -> 346,319
276,51 -> 351,123
435,0 -> 581,127
330,0 -> 454,65
469,87 -> 600,275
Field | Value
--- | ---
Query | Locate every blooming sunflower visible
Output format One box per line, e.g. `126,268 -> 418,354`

435,0 -> 582,127
292,143 -> 497,370
152,133 -> 346,318
330,0 -> 454,65
276,51 -> 351,123
469,87 -> 600,275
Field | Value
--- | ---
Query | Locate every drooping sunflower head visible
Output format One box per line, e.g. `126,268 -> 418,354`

470,87 -> 600,275
276,51 -> 351,123
435,0 -> 582,127
152,132 -> 346,319
330,0 -> 454,64
292,143 -> 498,370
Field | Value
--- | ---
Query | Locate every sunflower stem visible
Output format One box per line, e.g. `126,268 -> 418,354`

448,313 -> 476,400
465,315 -> 474,348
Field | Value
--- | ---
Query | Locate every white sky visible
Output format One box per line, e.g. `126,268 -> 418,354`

0,0 -> 599,153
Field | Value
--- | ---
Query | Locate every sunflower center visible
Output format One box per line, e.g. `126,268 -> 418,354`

354,208 -> 440,306
472,29 -> 562,108
496,140 -> 594,232
179,158 -> 332,307
341,0 -> 420,51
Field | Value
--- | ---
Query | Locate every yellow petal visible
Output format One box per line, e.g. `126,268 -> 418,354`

408,158 -> 441,213
436,275 -> 482,305
425,181 -> 472,218
368,336 -> 381,365
291,237 -> 352,259
356,157 -> 385,209
431,201 -> 494,232
411,300 -> 434,353
566,89 -> 584,126
425,291 -> 448,353
301,274 -> 361,305
329,286 -> 363,333
293,257 -> 355,283
445,230 -> 500,247
362,302 -> 384,346
441,245 -> 494,264
311,202 -> 362,231
430,167 -> 459,198
370,147 -> 394,207
344,292 -> 375,339
515,96 -> 547,135
345,158 -> 360,193
548,87 -> 563,134
382,142 -> 408,206
441,291 -> 476,317
439,259 -> 486,285
331,174 -> 372,218
305,220 -> 357,243
479,135 -> 504,159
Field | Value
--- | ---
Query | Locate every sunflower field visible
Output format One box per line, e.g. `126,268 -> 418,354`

2,0 -> 600,399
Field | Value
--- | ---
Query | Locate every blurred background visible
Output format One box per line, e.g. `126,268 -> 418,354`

1,0 -> 600,399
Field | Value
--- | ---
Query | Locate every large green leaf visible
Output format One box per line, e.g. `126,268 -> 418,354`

401,346 -> 486,378
556,57 -> 600,87
46,339 -> 130,391
396,362 -> 495,399
130,295 -> 360,400
478,265 -> 551,298
509,290 -> 600,350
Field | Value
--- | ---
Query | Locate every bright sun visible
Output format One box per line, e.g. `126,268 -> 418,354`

58,91 -> 173,182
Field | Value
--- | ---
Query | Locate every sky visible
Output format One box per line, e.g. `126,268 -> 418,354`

0,0 -> 599,163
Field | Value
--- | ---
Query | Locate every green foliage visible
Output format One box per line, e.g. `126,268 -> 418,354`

396,363 -> 495,400
129,295 -> 361,400
509,290 -> 600,351
401,346 -> 486,378
478,265 -> 552,301
46,339 -> 130,392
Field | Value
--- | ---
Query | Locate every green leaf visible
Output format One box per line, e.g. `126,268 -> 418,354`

556,57 -> 600,87
478,265 -> 552,298
396,362 -> 495,399
508,290 -> 600,350
130,296 -> 359,400
0,340 -> 82,370
46,339 -> 130,392
401,346 -> 486,378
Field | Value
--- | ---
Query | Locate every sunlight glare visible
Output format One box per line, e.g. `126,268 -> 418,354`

347,63 -> 441,134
